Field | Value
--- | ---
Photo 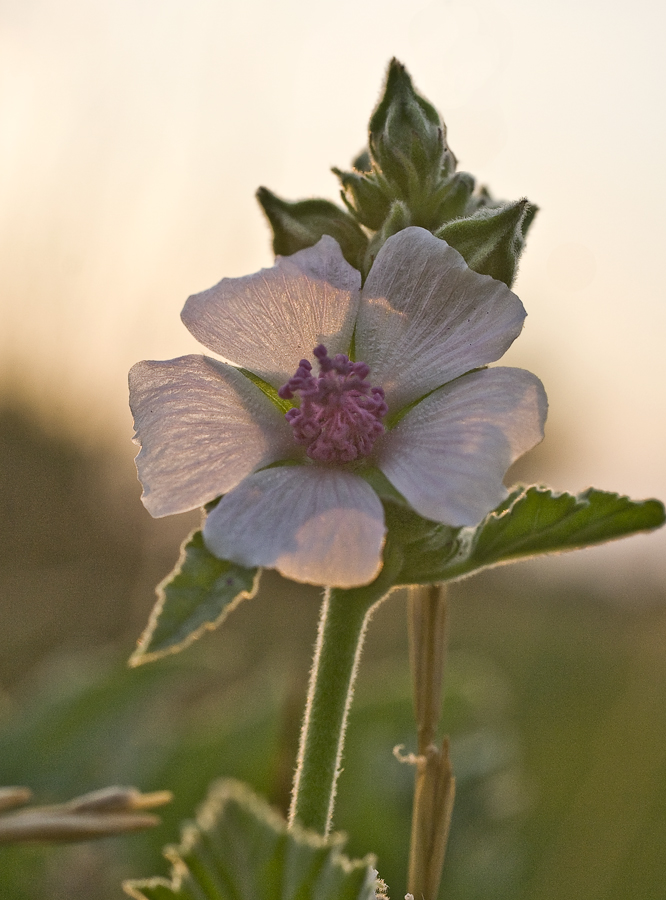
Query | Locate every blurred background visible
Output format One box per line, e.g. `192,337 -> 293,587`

0,0 -> 664,898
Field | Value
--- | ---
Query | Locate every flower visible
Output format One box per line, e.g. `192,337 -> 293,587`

129,227 -> 547,588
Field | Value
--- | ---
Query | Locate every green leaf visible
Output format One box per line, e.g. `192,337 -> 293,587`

123,779 -> 380,900
130,532 -> 259,666
396,486 -> 665,585
256,187 -> 368,272
436,199 -> 537,287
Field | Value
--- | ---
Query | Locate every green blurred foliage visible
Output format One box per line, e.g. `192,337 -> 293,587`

0,405 -> 665,900
125,778 -> 379,900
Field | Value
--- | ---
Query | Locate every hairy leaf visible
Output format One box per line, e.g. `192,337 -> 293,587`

123,779 -> 380,900
395,486 -> 665,585
130,531 -> 259,666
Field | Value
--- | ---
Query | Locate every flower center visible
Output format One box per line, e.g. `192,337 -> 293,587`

278,344 -> 388,463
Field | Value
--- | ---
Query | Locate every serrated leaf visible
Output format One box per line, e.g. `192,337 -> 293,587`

395,486 -> 665,585
130,531 -> 259,666
123,779 -> 380,900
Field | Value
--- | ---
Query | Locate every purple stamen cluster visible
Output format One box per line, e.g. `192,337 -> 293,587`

278,344 -> 388,463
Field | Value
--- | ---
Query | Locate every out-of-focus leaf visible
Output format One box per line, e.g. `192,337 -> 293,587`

123,779 -> 380,900
130,531 -> 259,666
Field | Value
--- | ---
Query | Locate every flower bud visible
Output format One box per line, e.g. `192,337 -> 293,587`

256,187 -> 367,271
351,149 -> 372,173
333,167 -> 391,231
432,172 -> 476,226
369,59 -> 447,202
364,199 -> 412,274
436,199 -> 538,287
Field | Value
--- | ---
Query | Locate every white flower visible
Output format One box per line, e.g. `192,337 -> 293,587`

129,227 -> 547,588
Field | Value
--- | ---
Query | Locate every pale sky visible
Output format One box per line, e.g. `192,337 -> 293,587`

1,0 -> 665,583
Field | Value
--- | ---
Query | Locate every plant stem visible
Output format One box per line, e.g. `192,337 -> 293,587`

288,588 -> 375,835
409,583 -> 449,755
407,583 -> 456,899
288,545 -> 402,836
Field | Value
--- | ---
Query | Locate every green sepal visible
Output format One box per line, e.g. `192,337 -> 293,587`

436,199 -> 537,287
432,171 -> 475,225
123,779 -> 380,900
333,167 -> 391,231
384,501 -> 457,552
256,187 -> 368,272
358,467 -> 409,507
384,501 -> 458,586
519,201 -> 538,240
466,184 -> 504,215
238,367 -> 293,414
329,532 -> 405,611
363,199 -> 412,274
351,149 -> 372,173
392,486 -> 665,586
368,59 -> 447,204
129,531 -> 259,666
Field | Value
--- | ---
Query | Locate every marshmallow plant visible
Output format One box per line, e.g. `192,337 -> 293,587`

124,62 -> 664,900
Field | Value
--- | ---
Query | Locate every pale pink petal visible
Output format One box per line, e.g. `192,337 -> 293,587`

181,237 -> 361,389
129,355 -> 294,517
356,227 -> 527,411
203,466 -> 386,587
375,367 -> 547,526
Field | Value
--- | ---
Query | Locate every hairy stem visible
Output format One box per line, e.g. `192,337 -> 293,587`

288,589 -> 374,835
289,549 -> 401,835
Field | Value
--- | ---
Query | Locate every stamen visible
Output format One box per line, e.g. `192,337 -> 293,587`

279,345 -> 388,463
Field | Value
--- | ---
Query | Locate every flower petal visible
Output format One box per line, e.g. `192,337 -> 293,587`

203,466 -> 386,588
375,367 -> 547,526
130,355 -> 294,517
356,227 -> 527,411
181,236 -> 361,389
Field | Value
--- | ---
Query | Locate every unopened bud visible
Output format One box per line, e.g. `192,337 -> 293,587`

364,200 -> 412,274
256,187 -> 367,271
333,167 -> 391,231
436,199 -> 538,287
369,59 -> 447,201
432,171 -> 476,226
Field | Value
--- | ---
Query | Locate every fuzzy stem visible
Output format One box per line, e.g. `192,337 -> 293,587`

288,588 -> 375,835
288,545 -> 402,836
